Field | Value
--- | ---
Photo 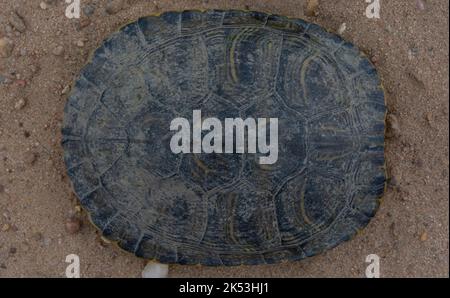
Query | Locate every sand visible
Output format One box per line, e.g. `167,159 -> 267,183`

0,0 -> 448,277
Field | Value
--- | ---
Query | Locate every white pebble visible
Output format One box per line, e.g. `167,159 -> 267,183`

14,98 -> 26,110
52,45 -> 64,56
61,85 -> 70,95
76,40 -> 84,48
338,23 -> 347,35
142,262 -> 169,278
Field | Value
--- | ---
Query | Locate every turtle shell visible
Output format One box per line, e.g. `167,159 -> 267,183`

62,10 -> 386,265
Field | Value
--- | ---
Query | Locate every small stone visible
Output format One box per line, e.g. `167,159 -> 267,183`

408,47 -> 419,60
416,0 -> 426,11
1,224 -> 10,232
0,74 -> 9,84
305,0 -> 319,17
386,114 -> 401,138
9,12 -> 26,33
77,18 -> 91,29
61,85 -> 70,95
106,0 -> 125,15
52,45 -> 64,56
0,37 -> 15,58
9,247 -> 17,254
337,23 -> 347,35
76,39 -> 85,48
83,4 -> 96,16
425,112 -> 433,124
24,151 -> 39,166
370,54 -> 379,64
153,1 -> 160,10
14,98 -> 27,110
420,232 -> 428,242
65,216 -> 81,234
40,2 -> 48,10
142,262 -> 169,278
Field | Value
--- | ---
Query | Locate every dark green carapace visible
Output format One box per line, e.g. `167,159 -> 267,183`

62,10 -> 386,265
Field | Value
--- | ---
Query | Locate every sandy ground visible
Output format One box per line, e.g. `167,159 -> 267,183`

0,0 -> 448,278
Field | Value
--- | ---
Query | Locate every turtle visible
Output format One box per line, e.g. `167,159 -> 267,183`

62,10 -> 386,266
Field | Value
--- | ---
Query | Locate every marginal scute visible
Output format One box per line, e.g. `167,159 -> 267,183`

62,10 -> 386,266
222,10 -> 267,26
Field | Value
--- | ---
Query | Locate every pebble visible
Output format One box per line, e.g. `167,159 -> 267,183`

2,212 -> 10,220
77,18 -> 91,30
416,0 -> 426,11
0,74 -> 11,84
40,2 -> 48,10
408,47 -> 419,60
83,4 -> 96,16
337,23 -> 347,35
0,37 -> 15,58
76,39 -> 85,48
106,0 -> 125,15
305,0 -> 319,17
61,85 -> 70,95
65,216 -> 81,234
1,224 -> 10,232
425,112 -> 433,125
370,54 -> 379,65
52,45 -> 64,56
386,114 -> 401,138
14,98 -> 27,110
142,262 -> 169,278
420,232 -> 428,242
9,12 -> 26,33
